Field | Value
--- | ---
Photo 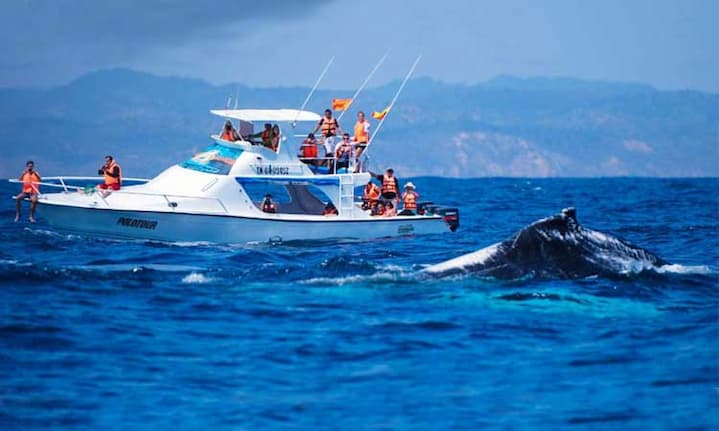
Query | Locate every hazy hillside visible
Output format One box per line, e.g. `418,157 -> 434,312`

0,68 -> 716,178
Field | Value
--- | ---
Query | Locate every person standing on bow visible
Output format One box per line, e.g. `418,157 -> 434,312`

312,109 -> 343,160
369,167 -> 400,207
98,155 -> 122,192
15,160 -> 41,223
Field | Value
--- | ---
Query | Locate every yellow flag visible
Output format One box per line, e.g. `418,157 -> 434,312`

372,106 -> 390,120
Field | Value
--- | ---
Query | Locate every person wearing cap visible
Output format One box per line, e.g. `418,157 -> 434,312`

261,194 -> 276,213
401,182 -> 419,214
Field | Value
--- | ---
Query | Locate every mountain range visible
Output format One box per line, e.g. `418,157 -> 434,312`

0,68 -> 717,178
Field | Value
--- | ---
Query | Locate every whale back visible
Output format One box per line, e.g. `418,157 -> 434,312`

424,208 -> 668,279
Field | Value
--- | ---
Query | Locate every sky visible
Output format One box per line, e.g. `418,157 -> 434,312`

1,0 -> 717,92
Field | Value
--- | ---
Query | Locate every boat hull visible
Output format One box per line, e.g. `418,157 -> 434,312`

38,202 -> 451,243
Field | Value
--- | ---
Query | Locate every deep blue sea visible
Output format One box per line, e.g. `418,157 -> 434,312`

1,178 -> 717,430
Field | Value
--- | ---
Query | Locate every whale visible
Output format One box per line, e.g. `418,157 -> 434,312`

423,207 -> 668,279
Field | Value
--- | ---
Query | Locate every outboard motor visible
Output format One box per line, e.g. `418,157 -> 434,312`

437,207 -> 460,232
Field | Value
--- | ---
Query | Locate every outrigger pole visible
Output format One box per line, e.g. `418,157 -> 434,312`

292,56 -> 335,128
367,55 -> 422,148
337,50 -> 390,122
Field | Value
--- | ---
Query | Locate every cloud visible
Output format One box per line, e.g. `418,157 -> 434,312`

0,0 -> 329,86
623,139 -> 654,154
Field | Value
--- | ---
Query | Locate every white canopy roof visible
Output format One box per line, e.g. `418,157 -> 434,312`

210,109 -> 322,123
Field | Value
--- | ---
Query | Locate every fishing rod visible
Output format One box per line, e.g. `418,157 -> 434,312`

292,56 -> 335,128
336,50 -> 390,122
366,55 -> 422,149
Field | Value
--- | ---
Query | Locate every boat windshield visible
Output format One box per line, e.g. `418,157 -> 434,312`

181,143 -> 243,175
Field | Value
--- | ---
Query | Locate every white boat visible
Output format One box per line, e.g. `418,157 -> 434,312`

11,108 -> 459,243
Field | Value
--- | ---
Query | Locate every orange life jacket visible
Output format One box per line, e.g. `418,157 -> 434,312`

261,129 -> 273,147
354,120 -> 369,143
21,171 -> 41,194
104,161 -> 122,186
403,191 -> 417,210
262,199 -> 275,213
301,140 -> 318,158
220,130 -> 235,141
381,175 -> 397,195
320,117 -> 338,137
364,183 -> 380,202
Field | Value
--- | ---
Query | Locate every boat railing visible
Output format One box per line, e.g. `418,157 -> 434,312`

297,142 -> 370,175
8,176 -> 230,214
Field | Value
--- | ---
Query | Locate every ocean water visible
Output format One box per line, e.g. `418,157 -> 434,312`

1,177 -> 717,430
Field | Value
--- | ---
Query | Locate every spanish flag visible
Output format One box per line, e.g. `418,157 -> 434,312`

332,98 -> 352,111
372,106 -> 390,120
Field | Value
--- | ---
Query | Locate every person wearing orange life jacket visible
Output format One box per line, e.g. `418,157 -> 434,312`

312,109 -> 343,157
362,181 -> 381,210
298,133 -> 319,165
400,182 -> 420,215
220,120 -> 240,142
249,123 -> 273,148
353,110 -> 370,150
369,168 -> 400,206
261,194 -> 276,213
98,155 -> 122,192
15,160 -> 41,223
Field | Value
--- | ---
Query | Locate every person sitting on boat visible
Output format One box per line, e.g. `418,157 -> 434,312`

369,168 -> 399,207
399,182 -> 419,215
271,124 -> 281,152
15,160 -> 41,223
250,123 -> 273,148
323,202 -> 339,216
298,133 -> 320,166
361,180 -> 381,210
261,194 -> 276,213
98,155 -> 122,192
334,133 -> 353,172
312,109 -> 342,157
373,201 -> 386,216
220,120 -> 240,142
384,201 -> 397,217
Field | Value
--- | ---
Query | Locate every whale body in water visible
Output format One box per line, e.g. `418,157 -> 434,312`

423,208 -> 668,279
